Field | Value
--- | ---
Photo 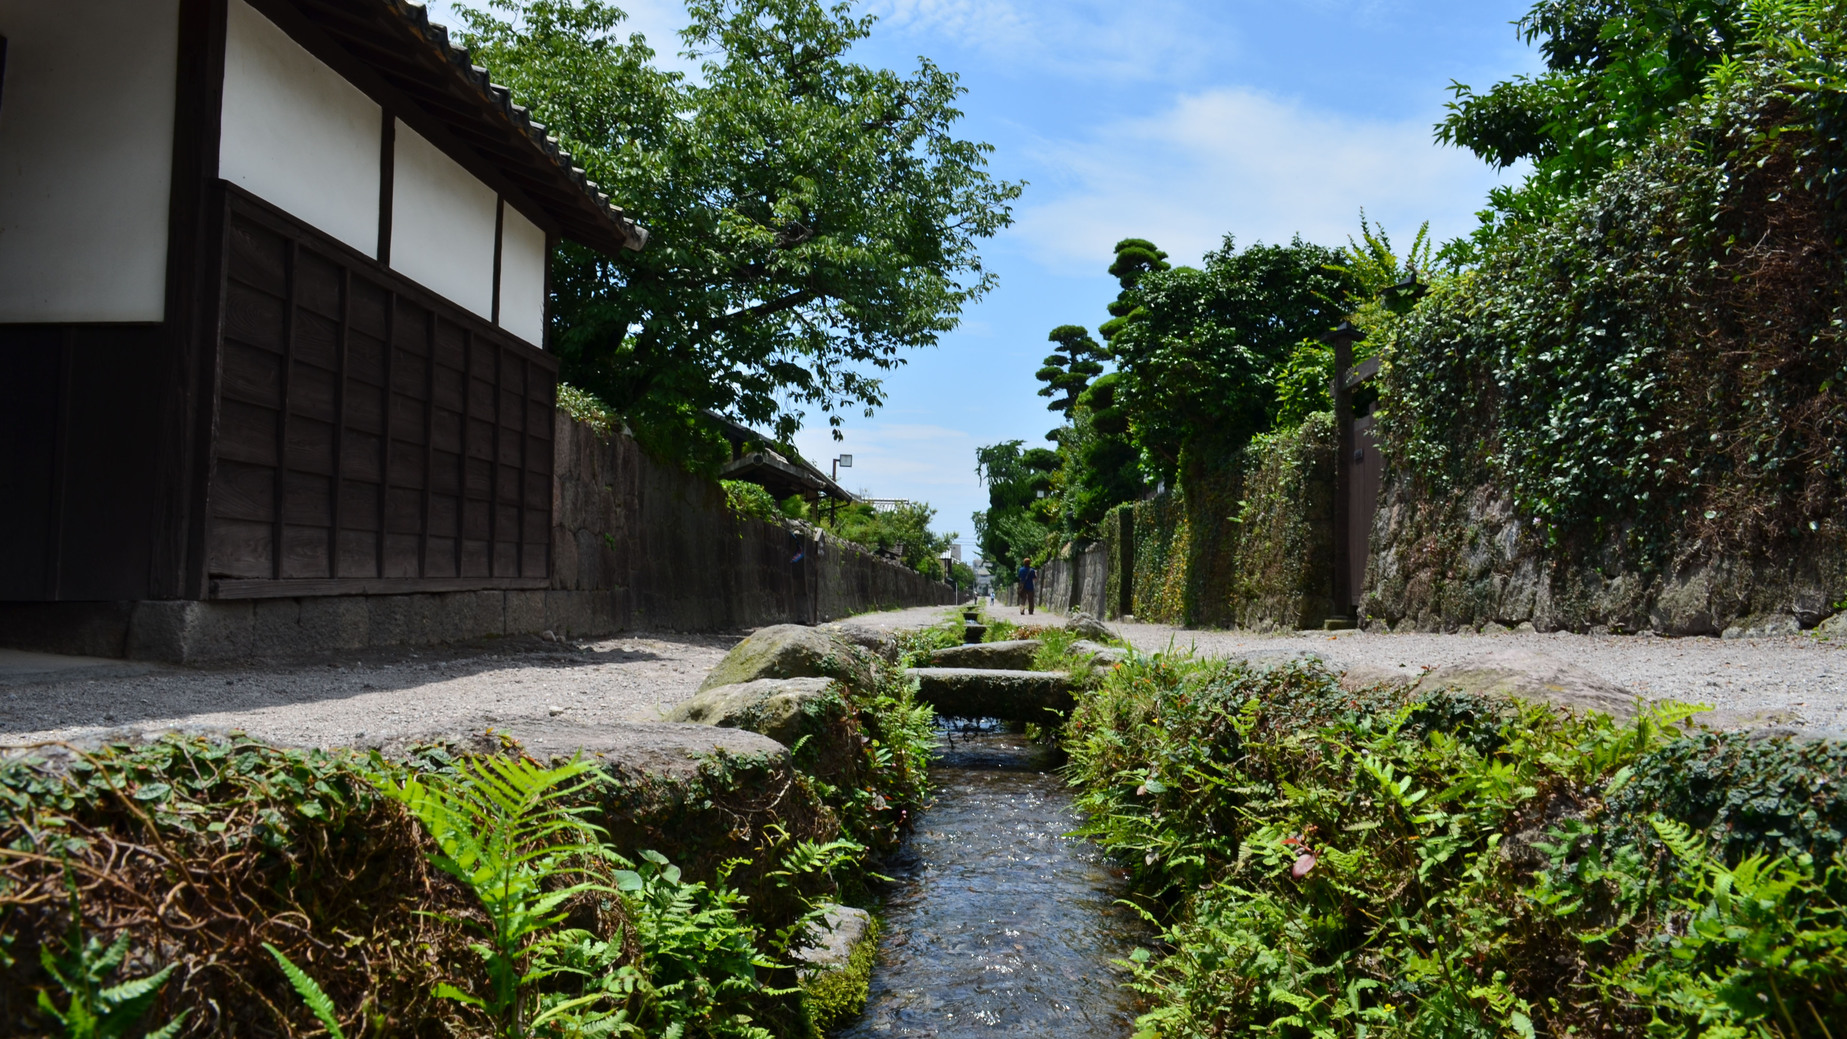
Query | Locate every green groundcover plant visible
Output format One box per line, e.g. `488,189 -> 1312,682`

1063,652 -> 1847,1037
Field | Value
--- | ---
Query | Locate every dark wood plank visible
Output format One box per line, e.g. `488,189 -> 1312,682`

340,431 -> 382,482
418,309 -> 437,577
220,340 -> 284,408
279,523 -> 331,580
282,470 -> 332,524
390,394 -> 428,443
285,417 -> 335,476
336,528 -> 377,577
337,480 -> 379,530
430,408 -> 463,455
346,331 -> 386,386
343,379 -> 384,434
271,239 -> 298,579
462,499 -> 490,540
460,540 -> 490,578
385,487 -> 423,534
295,248 -> 342,321
207,517 -> 273,579
424,537 -> 458,577
210,458 -> 276,523
463,457 -> 493,503
216,399 -> 280,467
293,307 -> 341,370
388,441 -> 427,487
349,279 -> 389,341
431,362 -> 464,412
288,362 -> 338,423
429,448 -> 461,495
375,291 -> 395,579
382,533 -> 420,578
227,216 -> 286,296
377,110 -> 394,263
327,266 -> 349,577
223,282 -> 286,353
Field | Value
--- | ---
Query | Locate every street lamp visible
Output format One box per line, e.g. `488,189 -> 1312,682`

828,455 -> 852,522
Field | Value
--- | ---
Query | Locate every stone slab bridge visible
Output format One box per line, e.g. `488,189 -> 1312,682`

904,638 -> 1093,725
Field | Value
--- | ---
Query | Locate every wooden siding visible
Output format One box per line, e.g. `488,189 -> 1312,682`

205,188 -> 554,598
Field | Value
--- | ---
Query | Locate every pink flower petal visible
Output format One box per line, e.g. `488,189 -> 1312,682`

1292,853 -> 1317,879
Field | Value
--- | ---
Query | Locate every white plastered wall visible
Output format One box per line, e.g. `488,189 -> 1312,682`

0,0 -> 180,322
497,206 -> 547,347
219,0 -> 380,257
390,122 -> 497,319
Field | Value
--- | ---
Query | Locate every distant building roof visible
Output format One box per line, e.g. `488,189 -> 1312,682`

706,411 -> 856,502
282,0 -> 646,255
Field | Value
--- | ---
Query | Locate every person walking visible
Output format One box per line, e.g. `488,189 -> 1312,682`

1017,558 -> 1037,616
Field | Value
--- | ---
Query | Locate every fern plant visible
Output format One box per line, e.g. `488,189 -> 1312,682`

372,753 -> 612,1038
36,879 -> 187,1039
263,944 -> 348,1039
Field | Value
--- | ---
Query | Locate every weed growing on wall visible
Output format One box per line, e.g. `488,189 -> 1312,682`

721,480 -> 784,525
1063,655 -> 1847,1036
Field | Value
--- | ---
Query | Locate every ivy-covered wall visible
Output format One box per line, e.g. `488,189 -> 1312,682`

1227,412 -> 1337,631
1367,66 -> 1847,635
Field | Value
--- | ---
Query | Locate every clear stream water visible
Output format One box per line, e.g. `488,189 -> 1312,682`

838,728 -> 1146,1037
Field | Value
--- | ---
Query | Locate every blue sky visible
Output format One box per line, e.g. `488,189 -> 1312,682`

429,0 -> 1542,556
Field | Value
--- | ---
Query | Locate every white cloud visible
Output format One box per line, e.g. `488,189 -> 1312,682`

1010,86 -> 1521,271
864,0 -> 1229,82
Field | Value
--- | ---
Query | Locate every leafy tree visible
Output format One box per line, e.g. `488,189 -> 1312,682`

1066,373 -> 1145,526
972,440 -> 1058,576
826,501 -> 956,578
1035,325 -> 1107,419
454,0 -> 1022,467
1111,237 -> 1355,483
1436,0 -> 1757,225
1100,238 -> 1170,344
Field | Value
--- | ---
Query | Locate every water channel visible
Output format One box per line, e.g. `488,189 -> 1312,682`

838,727 -> 1145,1037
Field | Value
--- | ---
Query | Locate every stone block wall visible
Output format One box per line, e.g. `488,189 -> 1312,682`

0,416 -> 951,662
1364,467 -> 1847,636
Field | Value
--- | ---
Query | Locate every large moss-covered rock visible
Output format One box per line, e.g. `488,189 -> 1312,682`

927,639 -> 1040,670
667,677 -> 844,748
698,624 -> 871,693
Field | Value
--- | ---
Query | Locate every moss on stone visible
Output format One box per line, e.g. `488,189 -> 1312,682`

800,915 -> 881,1037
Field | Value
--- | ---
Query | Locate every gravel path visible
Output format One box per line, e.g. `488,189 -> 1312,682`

16,597 -> 1833,748
0,633 -> 738,750
1100,619 -> 1847,738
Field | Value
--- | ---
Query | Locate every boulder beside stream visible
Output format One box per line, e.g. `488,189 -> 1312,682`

667,676 -> 844,748
698,624 -> 871,693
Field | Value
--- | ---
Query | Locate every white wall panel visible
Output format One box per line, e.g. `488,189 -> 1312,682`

498,206 -> 548,347
220,0 -> 380,256
0,0 -> 180,322
390,123 -> 497,318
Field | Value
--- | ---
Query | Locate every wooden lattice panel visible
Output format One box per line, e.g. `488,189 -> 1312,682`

206,189 -> 554,598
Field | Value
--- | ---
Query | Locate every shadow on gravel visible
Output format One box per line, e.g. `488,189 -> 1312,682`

0,630 -> 744,741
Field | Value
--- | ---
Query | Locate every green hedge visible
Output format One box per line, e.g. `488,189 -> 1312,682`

1064,654 -> 1847,1037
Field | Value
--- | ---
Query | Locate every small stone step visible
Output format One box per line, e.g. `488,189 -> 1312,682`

926,639 -> 1040,670
905,667 -> 1072,723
